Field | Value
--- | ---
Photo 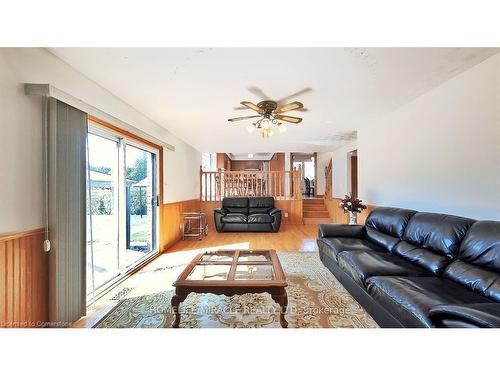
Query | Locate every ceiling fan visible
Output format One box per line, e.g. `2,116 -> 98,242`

228,99 -> 304,139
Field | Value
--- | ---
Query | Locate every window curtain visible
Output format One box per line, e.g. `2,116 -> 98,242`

47,98 -> 87,326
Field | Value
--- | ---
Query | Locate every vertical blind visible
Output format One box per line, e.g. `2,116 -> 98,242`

47,98 -> 87,326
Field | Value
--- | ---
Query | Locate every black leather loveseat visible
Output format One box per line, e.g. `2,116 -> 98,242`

214,197 -> 281,232
317,207 -> 500,328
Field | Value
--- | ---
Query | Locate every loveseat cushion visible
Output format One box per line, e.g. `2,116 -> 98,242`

248,213 -> 272,224
443,221 -> 500,302
222,197 -> 249,214
248,197 -> 274,214
365,207 -> 418,251
221,213 -> 247,223
317,237 -> 384,262
366,276 -> 491,327
337,250 -> 431,287
392,212 -> 475,275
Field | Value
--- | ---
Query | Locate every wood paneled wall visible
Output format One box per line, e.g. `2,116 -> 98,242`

230,160 -> 264,171
216,153 -> 231,171
0,229 -> 49,328
325,197 -> 376,225
160,199 -> 201,251
270,153 -> 285,172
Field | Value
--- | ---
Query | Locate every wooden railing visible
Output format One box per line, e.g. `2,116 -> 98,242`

200,167 -> 302,201
325,159 -> 332,199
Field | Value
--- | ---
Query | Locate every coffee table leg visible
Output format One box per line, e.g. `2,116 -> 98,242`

171,293 -> 187,328
272,291 -> 289,328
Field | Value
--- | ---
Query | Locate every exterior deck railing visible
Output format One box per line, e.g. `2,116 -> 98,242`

200,167 -> 302,201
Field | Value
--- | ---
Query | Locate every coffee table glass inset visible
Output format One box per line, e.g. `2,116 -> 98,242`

171,250 -> 288,327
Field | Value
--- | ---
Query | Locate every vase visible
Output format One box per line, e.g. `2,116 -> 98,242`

348,211 -> 357,225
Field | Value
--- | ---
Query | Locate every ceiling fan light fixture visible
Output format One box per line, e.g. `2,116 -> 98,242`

277,123 -> 287,133
260,118 -> 271,129
246,123 -> 256,133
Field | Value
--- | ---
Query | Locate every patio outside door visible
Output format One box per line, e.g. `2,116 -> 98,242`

86,128 -> 159,303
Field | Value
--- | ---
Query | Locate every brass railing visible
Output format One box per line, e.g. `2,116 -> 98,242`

200,167 -> 302,201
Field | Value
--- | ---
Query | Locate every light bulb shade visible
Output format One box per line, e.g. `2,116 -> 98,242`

267,128 -> 274,137
246,123 -> 256,133
277,123 -> 287,133
261,118 -> 271,129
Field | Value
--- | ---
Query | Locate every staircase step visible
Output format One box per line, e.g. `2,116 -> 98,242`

303,217 -> 332,225
303,199 -> 324,204
304,210 -> 330,218
303,205 -> 327,211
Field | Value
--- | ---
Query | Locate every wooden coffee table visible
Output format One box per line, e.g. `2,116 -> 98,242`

171,249 -> 288,328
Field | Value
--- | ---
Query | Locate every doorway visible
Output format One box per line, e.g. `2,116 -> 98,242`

86,125 -> 159,303
291,152 -> 317,197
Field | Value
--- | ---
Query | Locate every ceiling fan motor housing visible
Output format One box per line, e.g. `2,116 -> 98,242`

257,100 -> 278,115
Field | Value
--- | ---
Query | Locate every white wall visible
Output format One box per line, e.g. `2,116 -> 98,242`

0,53 -> 44,233
359,53 -> 500,220
0,48 -> 201,233
332,141 -> 358,198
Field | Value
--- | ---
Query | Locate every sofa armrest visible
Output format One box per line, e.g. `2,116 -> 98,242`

269,208 -> 281,232
214,208 -> 228,232
429,303 -> 500,328
268,208 -> 281,216
214,208 -> 228,216
318,224 -> 366,239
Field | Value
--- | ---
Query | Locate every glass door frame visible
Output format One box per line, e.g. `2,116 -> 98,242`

87,121 -> 161,303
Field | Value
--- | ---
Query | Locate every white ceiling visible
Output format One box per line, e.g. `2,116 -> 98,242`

50,48 -> 498,153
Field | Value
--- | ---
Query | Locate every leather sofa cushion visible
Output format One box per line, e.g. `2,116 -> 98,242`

391,212 -> 475,275
365,207 -> 417,251
402,212 -> 475,257
222,197 -> 249,214
249,197 -> 274,208
444,221 -> 500,302
444,260 -> 500,302
221,213 -> 247,223
248,197 -> 274,214
248,213 -> 272,224
317,237 -> 384,262
366,276 -> 491,327
443,221 -> 500,301
338,250 -> 430,287
392,241 -> 452,276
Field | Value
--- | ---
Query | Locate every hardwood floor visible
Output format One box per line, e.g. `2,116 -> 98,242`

168,223 -> 319,252
73,224 -> 319,328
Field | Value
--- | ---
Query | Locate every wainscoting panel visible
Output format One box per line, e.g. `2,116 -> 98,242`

325,197 -> 376,225
160,199 -> 201,251
274,200 -> 303,224
0,229 -> 48,328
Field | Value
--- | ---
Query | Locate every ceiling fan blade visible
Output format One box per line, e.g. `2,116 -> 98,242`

227,115 -> 261,122
274,114 -> 302,124
248,86 -> 270,100
240,101 -> 263,113
276,88 -> 312,104
274,101 -> 304,114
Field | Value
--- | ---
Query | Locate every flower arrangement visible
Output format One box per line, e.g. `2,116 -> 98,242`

340,194 -> 367,213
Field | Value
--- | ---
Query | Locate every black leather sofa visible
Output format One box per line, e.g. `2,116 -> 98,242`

317,207 -> 500,328
214,197 -> 281,232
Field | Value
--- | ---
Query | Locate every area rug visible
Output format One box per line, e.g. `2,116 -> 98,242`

94,252 -> 378,328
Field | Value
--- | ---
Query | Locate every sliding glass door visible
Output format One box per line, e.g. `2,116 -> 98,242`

124,143 -> 157,268
86,126 -> 159,302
